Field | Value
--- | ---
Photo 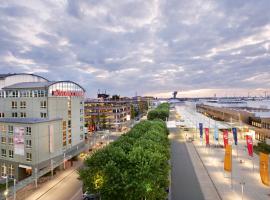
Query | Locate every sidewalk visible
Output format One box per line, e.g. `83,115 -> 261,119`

185,141 -> 221,200
13,160 -> 82,200
191,132 -> 270,200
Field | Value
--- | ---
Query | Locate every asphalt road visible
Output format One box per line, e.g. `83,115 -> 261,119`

36,170 -> 82,200
170,112 -> 204,200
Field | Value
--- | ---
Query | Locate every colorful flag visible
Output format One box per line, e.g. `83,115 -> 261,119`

214,127 -> 219,141
260,152 -> 269,186
199,123 -> 203,138
246,135 -> 253,157
205,128 -> 209,145
223,130 -> 228,148
224,144 -> 232,172
232,128 -> 238,145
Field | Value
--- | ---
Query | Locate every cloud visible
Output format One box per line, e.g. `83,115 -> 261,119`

0,0 -> 270,97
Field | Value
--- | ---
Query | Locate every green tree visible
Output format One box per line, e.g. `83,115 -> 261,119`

79,120 -> 170,200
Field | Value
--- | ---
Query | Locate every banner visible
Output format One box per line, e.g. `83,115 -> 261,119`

223,130 -> 228,148
199,123 -> 203,138
246,135 -> 253,157
214,127 -> 219,141
232,128 -> 238,145
260,152 -> 269,186
205,128 -> 209,145
224,144 -> 232,172
14,127 -> 25,155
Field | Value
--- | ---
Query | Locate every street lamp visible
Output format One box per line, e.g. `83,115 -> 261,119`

4,189 -> 8,200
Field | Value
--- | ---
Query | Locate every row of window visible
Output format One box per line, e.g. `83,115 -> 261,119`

1,149 -> 14,158
0,90 -> 47,98
9,112 -> 47,118
11,101 -> 47,109
1,149 -> 32,161
1,137 -> 32,147
1,164 -> 14,177
0,125 -> 32,135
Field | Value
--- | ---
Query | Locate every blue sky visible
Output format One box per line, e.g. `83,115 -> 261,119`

0,0 -> 270,98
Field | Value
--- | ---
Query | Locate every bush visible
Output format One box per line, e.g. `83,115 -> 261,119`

79,120 -> 170,200
254,142 -> 270,154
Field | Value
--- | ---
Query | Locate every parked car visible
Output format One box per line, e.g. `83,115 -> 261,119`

82,192 -> 100,200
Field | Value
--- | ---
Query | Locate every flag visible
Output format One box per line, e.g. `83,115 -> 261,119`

224,144 -> 232,172
260,152 -> 269,186
214,127 -> 219,141
205,128 -> 209,145
232,128 -> 238,145
246,135 -> 253,157
199,123 -> 203,138
223,130 -> 228,148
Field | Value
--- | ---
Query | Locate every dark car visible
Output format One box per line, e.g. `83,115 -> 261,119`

82,192 -> 100,200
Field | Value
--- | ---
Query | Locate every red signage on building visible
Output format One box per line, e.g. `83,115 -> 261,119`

205,128 -> 210,145
52,90 -> 84,97
246,135 -> 253,157
223,130 -> 228,148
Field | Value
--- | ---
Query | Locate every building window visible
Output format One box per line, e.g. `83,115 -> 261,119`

40,112 -> 47,118
26,152 -> 32,161
12,112 -> 18,118
8,126 -> 13,133
1,137 -> 6,144
40,101 -> 47,108
8,164 -> 14,177
0,91 -> 5,98
33,90 -> 38,97
1,149 -> 6,157
8,137 -> 13,145
12,101 -> 17,109
26,140 -> 32,148
20,101 -> 26,108
26,127 -> 31,135
0,125 -> 6,132
20,112 -> 26,118
0,113 -> 4,118
68,120 -> 71,128
9,150 -> 14,158
1,164 -> 6,177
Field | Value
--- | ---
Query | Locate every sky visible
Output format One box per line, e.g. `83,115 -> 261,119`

0,0 -> 270,98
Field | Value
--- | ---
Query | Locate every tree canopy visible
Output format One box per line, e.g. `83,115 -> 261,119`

79,120 -> 170,200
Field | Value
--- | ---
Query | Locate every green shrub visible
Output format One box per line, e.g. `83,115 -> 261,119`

254,142 -> 270,154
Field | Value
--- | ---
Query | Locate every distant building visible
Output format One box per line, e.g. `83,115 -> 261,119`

0,73 -> 85,180
84,95 -> 150,132
197,99 -> 270,141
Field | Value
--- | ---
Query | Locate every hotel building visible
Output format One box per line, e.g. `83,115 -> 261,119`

0,73 -> 85,180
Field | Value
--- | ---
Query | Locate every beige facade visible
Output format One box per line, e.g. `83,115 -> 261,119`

0,74 -> 85,180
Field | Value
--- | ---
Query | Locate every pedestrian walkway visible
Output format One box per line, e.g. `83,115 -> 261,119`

176,105 -> 270,200
185,141 -> 221,200
192,137 -> 270,200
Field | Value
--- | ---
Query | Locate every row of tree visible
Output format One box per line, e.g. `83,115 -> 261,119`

79,119 -> 170,200
147,103 -> 170,121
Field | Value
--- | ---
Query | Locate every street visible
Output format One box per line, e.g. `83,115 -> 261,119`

169,111 -> 205,200
22,132 -> 122,200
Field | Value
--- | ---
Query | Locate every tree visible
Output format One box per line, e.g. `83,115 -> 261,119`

130,104 -> 135,119
79,120 -> 170,200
